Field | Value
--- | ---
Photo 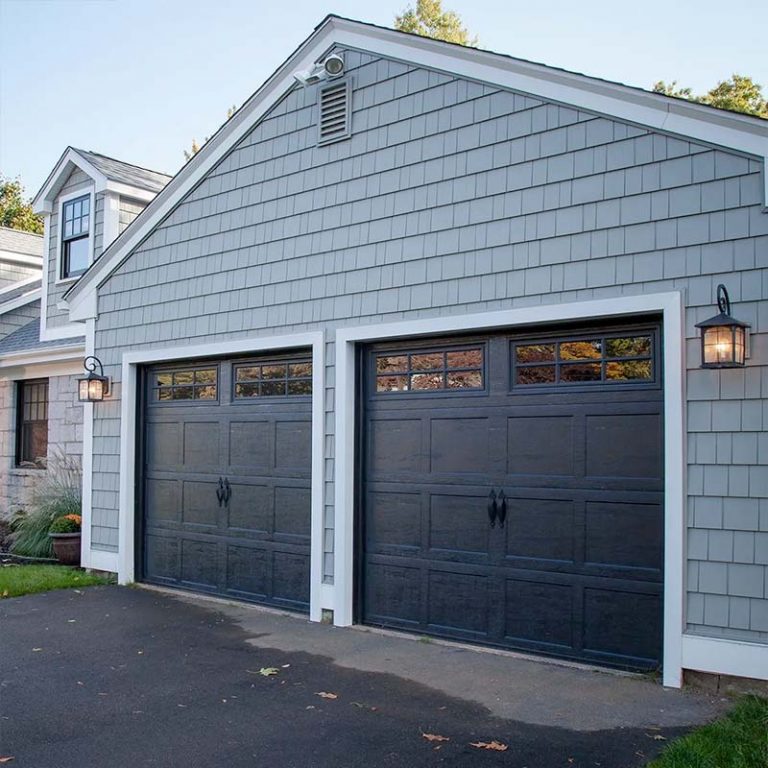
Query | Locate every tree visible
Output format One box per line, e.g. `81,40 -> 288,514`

395,0 -> 478,46
184,105 -> 238,161
653,74 -> 768,119
0,176 -> 43,234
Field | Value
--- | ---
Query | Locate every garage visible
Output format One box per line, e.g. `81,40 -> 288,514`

362,323 -> 664,671
140,352 -> 313,612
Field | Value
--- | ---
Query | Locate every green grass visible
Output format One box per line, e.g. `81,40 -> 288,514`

648,695 -> 768,768
0,564 -> 112,598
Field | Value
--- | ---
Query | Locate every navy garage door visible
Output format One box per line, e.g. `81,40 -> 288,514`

362,324 -> 664,670
141,353 -> 312,612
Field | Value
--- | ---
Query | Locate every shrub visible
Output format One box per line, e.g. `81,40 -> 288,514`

10,450 -> 82,558
50,514 -> 82,534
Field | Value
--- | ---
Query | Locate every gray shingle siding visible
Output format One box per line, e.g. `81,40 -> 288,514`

89,50 -> 768,644
0,299 -> 40,341
119,198 -> 146,233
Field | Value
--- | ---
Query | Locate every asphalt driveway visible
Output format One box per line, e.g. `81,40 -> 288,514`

0,586 -> 726,767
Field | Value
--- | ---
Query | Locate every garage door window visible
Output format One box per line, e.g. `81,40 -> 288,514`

375,347 -> 484,393
513,333 -> 654,386
234,360 -> 312,397
153,367 -> 218,401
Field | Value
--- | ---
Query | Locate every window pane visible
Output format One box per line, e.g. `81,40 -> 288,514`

446,371 -> 483,389
559,340 -> 601,360
64,203 -> 74,221
235,382 -> 259,398
173,386 -> 193,399
605,336 -> 651,358
516,344 -> 555,363
410,372 -> 443,390
195,369 -> 216,384
194,385 -> 217,399
261,381 -> 285,396
173,371 -> 194,384
287,380 -> 312,395
410,353 -> 443,371
236,366 -> 260,382
376,355 -> 408,374
605,360 -> 653,381
81,197 -> 89,215
65,237 -> 89,276
80,215 -> 89,232
262,364 -> 286,380
446,349 -> 483,368
289,362 -> 312,378
156,373 -> 172,386
560,363 -> 601,382
64,220 -> 73,237
73,200 -> 82,218
516,365 -> 556,385
376,375 -> 408,392
158,388 -> 173,400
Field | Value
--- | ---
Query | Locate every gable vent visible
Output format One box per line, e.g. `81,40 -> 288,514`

318,80 -> 351,145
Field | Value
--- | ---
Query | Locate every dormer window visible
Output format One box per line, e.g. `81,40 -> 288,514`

61,194 -> 90,278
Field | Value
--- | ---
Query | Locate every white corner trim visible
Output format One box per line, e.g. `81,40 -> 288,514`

116,332 -> 327,620
682,635 -> 768,682
87,549 -> 119,574
80,318 -> 96,570
102,191 -> 120,251
33,147 -> 109,214
333,291 -> 686,687
0,287 -> 41,316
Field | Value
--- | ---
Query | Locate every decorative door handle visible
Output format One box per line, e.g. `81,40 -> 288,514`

487,490 -> 498,528
223,478 -> 232,506
498,490 -> 507,529
216,477 -> 225,507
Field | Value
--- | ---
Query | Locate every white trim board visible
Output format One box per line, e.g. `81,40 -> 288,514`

33,148 -> 108,215
682,635 -> 768,682
0,358 -> 83,381
114,332 -> 327,621
0,249 -> 43,268
0,287 -> 41,316
333,291 -> 686,688
62,16 -> 768,320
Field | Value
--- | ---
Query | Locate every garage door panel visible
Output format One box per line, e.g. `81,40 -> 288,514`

364,563 -> 422,626
585,413 -> 662,481
430,417 -> 490,475
504,497 -> 576,563
427,571 -> 489,637
582,587 -> 662,664
181,480 -> 220,528
180,539 -> 219,590
145,479 -> 181,525
507,416 -> 575,476
146,421 -> 181,469
275,420 -> 312,472
585,501 -> 663,574
228,420 -> 272,470
368,418 -> 423,474
226,546 -> 269,599
504,579 -> 574,649
365,491 -> 422,551
428,493 -> 490,557
274,486 -> 311,538
226,483 -> 272,535
144,535 -> 179,582
182,421 -> 221,469
272,552 -> 310,607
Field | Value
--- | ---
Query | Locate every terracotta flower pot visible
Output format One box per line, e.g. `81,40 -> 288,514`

49,533 -> 81,566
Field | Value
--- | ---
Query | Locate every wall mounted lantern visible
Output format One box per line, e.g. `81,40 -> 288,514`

695,284 -> 750,369
78,356 -> 110,402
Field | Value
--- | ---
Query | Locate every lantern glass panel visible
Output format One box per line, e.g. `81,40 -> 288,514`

702,326 -> 746,367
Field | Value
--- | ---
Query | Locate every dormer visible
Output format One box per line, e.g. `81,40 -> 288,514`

32,147 -> 170,341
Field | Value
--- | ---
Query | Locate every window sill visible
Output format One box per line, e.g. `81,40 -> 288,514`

10,467 -> 47,476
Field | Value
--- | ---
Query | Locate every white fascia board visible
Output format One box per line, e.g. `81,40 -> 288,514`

104,182 -> 157,203
0,249 -> 43,268
682,635 -> 768,681
0,288 -> 41,315
0,359 -> 83,381
0,276 -> 41,299
33,148 -> 109,214
40,322 -> 88,341
63,16 -> 768,316
0,344 -> 84,374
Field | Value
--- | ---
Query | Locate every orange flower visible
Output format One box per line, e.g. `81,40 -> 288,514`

64,514 -> 82,525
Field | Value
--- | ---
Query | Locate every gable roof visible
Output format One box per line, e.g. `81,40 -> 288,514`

32,146 -> 172,214
0,277 -> 42,312
63,14 -> 768,319
0,318 -> 83,356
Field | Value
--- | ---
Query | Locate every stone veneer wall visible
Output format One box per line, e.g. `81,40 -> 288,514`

0,374 -> 84,518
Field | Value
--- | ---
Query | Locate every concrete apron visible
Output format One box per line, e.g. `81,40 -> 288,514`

143,586 -> 727,733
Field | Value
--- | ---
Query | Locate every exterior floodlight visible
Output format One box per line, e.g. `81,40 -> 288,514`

323,54 -> 345,77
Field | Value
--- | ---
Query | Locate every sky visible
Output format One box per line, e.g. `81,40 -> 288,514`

1,0 -> 766,197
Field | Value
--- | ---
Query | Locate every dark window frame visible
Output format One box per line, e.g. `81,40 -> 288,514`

60,193 -> 91,279
16,379 -> 49,468
232,357 -> 313,400
150,365 -> 219,404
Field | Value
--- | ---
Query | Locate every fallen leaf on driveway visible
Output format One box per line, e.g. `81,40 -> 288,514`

31,648 -> 42,652
258,667 -> 279,677
316,692 -> 338,699
646,734 -> 667,741
470,741 -> 508,751
0,757 -> 14,763
422,733 -> 450,743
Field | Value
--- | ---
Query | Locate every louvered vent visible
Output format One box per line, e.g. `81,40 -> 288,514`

318,80 -> 351,145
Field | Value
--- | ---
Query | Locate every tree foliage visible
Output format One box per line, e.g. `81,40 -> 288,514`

0,175 -> 43,234
653,74 -> 768,119
395,0 -> 478,46
184,105 -> 238,161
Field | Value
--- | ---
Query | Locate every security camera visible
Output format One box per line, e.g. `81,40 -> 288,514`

323,54 -> 344,77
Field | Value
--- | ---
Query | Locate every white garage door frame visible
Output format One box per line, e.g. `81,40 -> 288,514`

334,292 -> 686,688
115,331 -> 327,620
